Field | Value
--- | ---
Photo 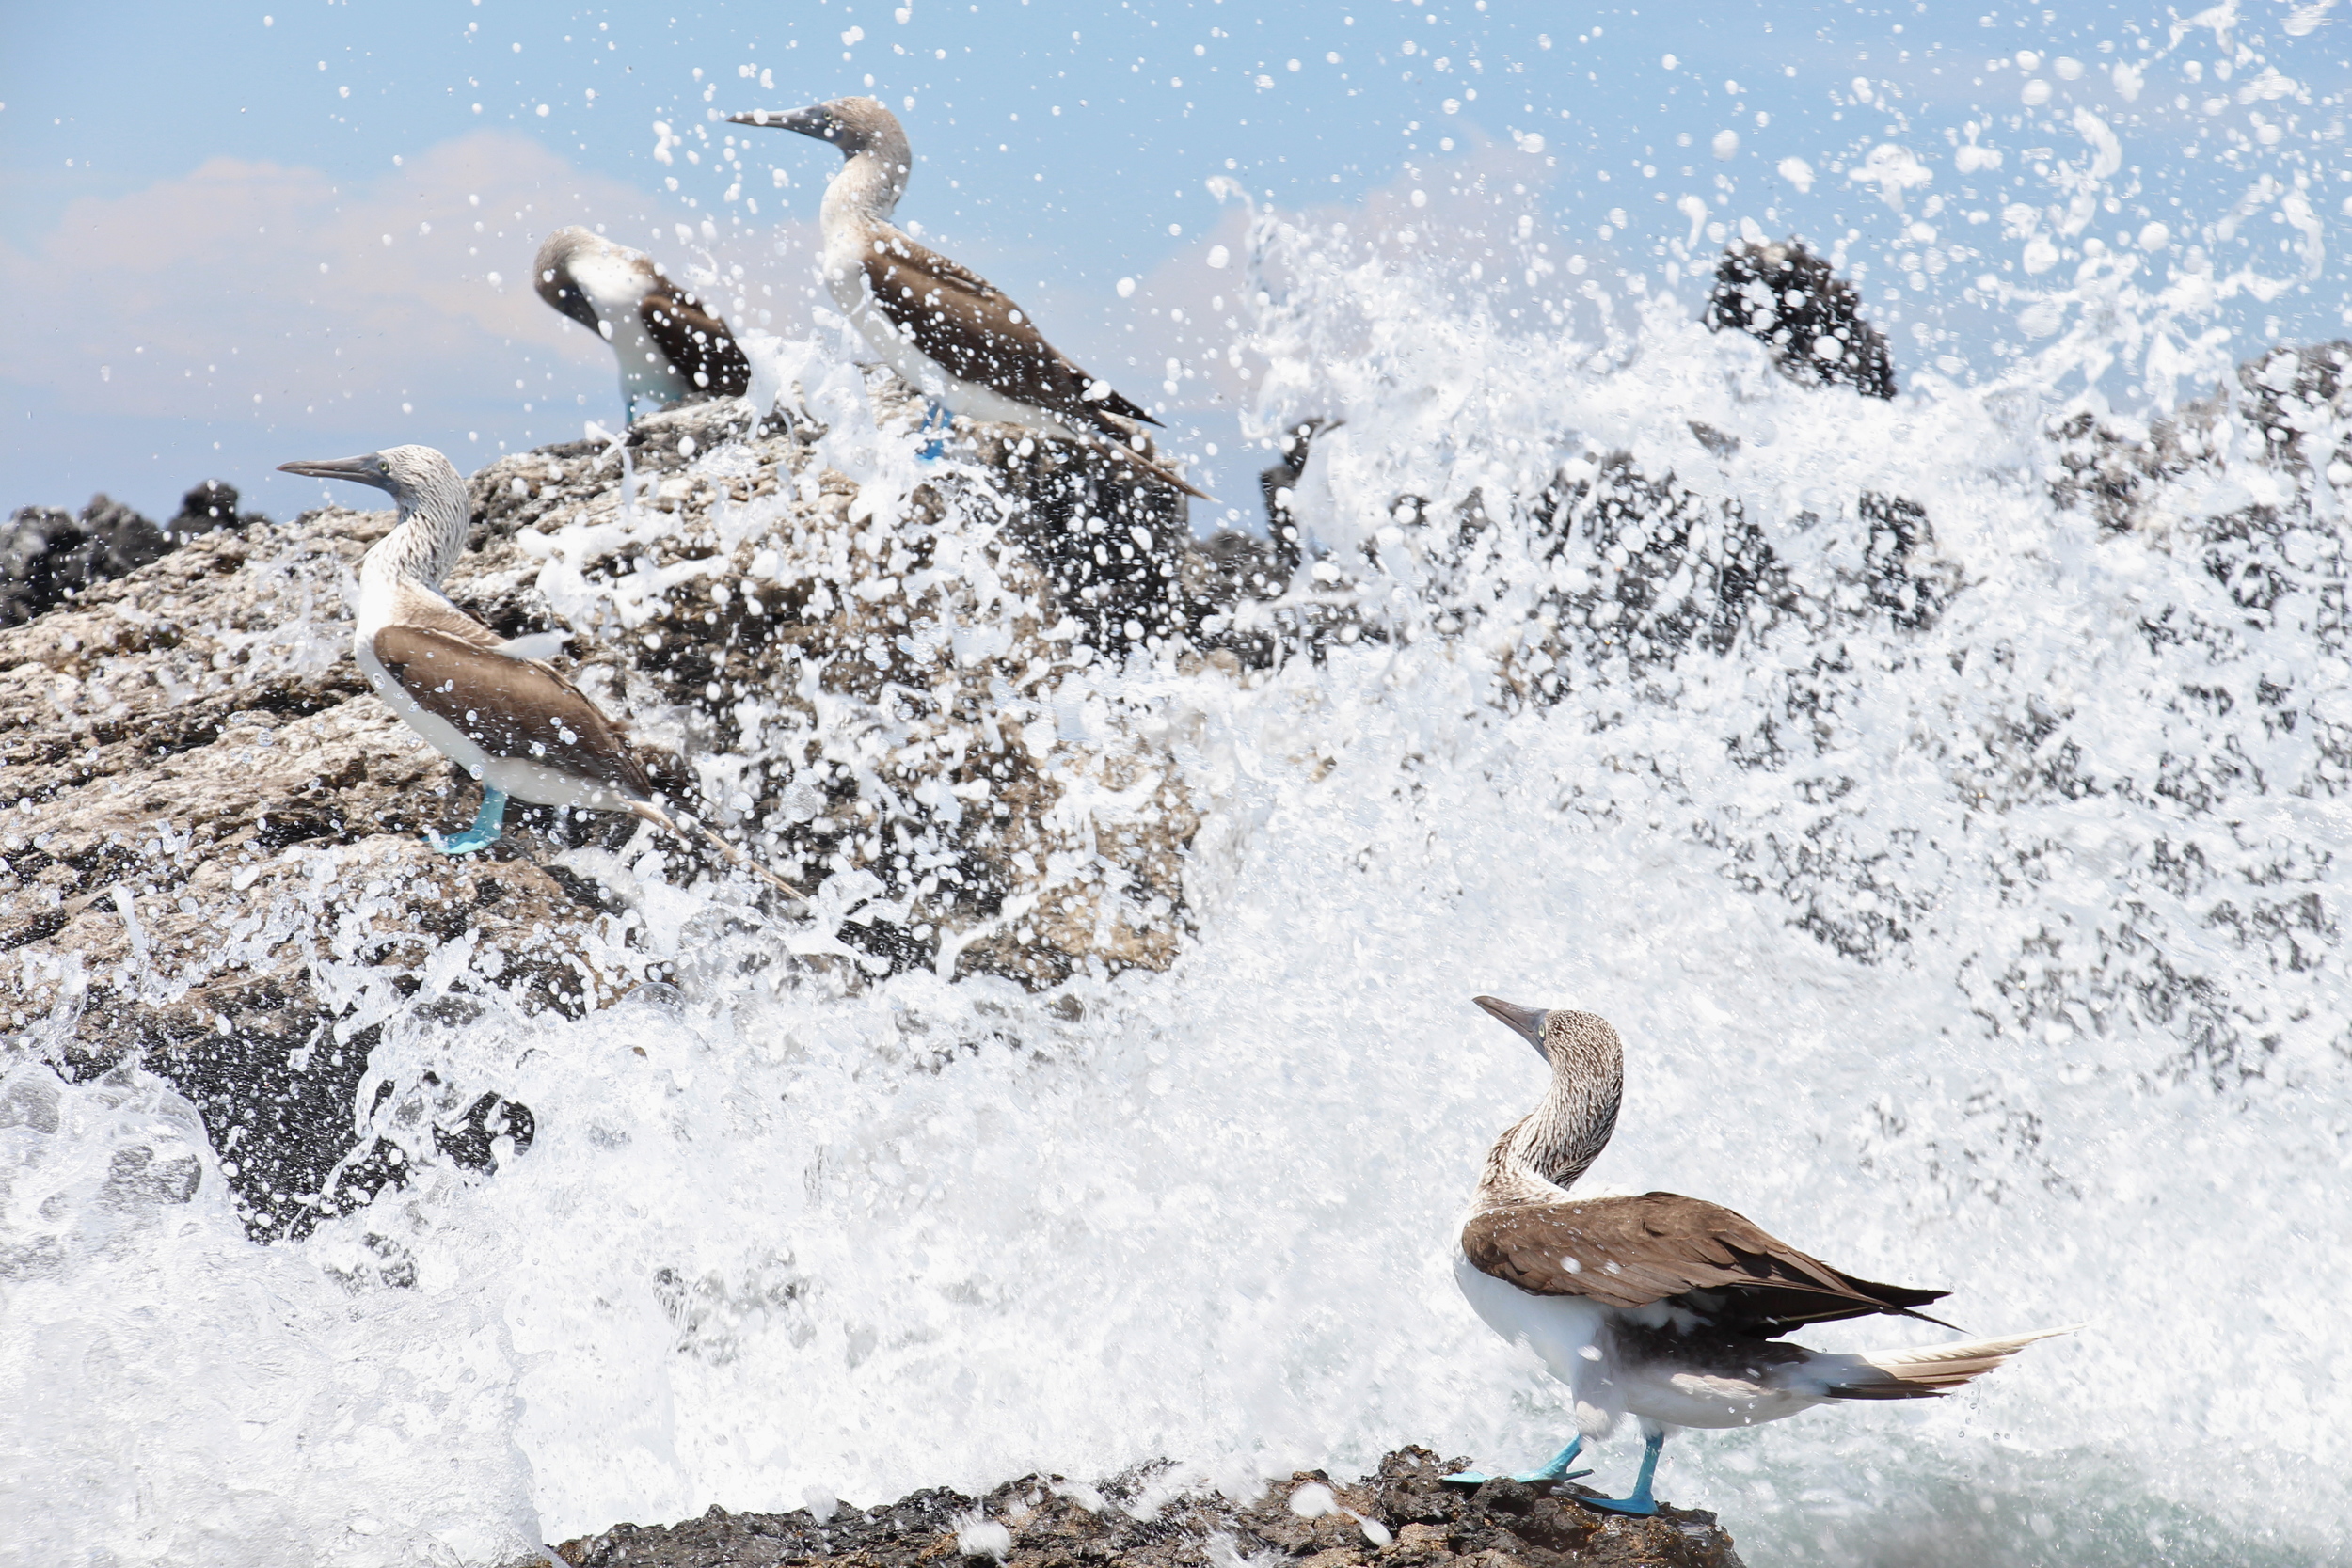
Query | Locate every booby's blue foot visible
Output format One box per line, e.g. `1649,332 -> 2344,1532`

428,787 -> 509,856
916,400 -> 949,461
1566,1432 -> 1662,1517
1442,1439 -> 1592,1487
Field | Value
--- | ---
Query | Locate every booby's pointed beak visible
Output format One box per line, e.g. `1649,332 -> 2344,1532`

278,454 -> 390,491
726,105 -> 836,141
1473,995 -> 1551,1060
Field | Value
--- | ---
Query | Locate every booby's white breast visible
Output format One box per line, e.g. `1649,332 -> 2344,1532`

1455,1253 -> 1626,1438
567,249 -> 696,415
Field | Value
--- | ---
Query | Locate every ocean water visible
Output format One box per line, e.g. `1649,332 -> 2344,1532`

8,208 -> 2351,1568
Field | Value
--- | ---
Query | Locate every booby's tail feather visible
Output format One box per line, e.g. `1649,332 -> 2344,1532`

1821,1325 -> 2079,1401
629,801 -> 807,903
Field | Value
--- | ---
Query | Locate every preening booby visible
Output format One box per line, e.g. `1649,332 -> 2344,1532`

278,445 -> 799,897
727,96 -> 1207,498
1447,998 -> 2071,1515
533,228 -> 752,422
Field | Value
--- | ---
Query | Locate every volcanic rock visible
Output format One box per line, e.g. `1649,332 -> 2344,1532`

554,1448 -> 1742,1568
1708,239 -> 1897,401
2,391 -> 1262,1236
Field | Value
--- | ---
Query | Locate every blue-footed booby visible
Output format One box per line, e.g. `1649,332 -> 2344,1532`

534,228 -> 752,422
1446,997 -> 2071,1515
726,96 -> 1208,498
278,445 -> 800,897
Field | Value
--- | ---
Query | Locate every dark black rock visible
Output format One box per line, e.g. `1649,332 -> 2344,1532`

168,479 -> 265,539
1708,239 -> 1896,401
0,495 -> 168,626
553,1446 -> 1743,1568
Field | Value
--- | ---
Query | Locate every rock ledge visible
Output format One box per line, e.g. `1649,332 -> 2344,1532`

553,1448 -> 1740,1568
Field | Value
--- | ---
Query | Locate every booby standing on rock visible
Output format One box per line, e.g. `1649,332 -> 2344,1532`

277,445 -> 800,898
727,96 -> 1207,498
534,228 -> 752,423
1446,997 -> 2071,1515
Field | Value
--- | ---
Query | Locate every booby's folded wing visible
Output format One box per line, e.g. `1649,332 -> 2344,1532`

372,623 -> 655,798
859,232 -> 1159,432
640,281 -> 752,397
1462,1192 -> 1951,1335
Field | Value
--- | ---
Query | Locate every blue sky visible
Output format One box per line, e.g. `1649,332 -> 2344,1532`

6,1 -> 2349,520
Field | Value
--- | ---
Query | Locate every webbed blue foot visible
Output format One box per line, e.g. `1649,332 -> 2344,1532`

428,787 -> 508,856
1442,1439 -> 1591,1487
1565,1431 -> 1661,1516
916,400 -> 949,461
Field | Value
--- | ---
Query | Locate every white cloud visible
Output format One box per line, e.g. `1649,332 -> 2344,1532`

0,131 -> 822,515
0,131 -> 815,428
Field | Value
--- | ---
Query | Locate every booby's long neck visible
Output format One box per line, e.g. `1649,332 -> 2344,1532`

358,479 -> 471,606
1478,1024 -> 1623,1207
822,141 -> 910,233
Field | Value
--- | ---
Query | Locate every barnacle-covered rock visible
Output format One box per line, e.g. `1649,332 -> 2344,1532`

3,388 -> 1242,1234
1708,238 -> 1896,401
554,1448 -> 1744,1568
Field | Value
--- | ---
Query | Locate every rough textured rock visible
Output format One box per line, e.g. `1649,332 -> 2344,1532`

0,483 -> 268,629
554,1448 -> 1741,1568
0,495 -> 169,627
1,393 -> 1259,1235
1707,239 -> 1896,401
2048,340 -> 2352,534
459,395 -> 1207,983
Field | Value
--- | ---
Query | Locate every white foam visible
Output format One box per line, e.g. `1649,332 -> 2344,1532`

8,196 -> 2351,1568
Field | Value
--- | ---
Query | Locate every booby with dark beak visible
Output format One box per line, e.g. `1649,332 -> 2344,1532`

278,444 -> 799,898
1446,996 -> 2072,1515
533,227 -> 752,423
727,96 -> 1206,498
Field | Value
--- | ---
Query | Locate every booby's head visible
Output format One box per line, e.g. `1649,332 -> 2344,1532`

533,227 -> 663,329
730,97 -> 912,217
729,96 -> 907,160
279,445 -> 463,510
1473,996 -> 1623,1069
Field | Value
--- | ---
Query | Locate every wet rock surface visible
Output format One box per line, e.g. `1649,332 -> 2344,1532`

2048,339 -> 2352,535
1708,238 -> 1896,401
554,1448 -> 1741,1568
1,483 -> 267,628
2,394 -> 1283,1236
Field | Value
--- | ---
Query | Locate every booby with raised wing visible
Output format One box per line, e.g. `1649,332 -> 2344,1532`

1445,997 -> 2071,1515
534,228 -> 752,423
726,96 -> 1206,498
278,445 -> 799,897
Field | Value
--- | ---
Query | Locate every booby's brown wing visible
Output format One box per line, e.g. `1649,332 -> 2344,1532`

859,233 -> 1159,431
640,282 -> 752,397
373,623 -> 655,799
1462,1192 -> 1950,1337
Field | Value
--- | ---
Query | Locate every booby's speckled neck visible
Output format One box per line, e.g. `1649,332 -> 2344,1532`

358,454 -> 472,613
822,141 -> 911,230
1477,1011 -> 1624,1206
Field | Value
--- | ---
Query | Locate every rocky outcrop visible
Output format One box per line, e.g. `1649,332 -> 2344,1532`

1,390 -> 1274,1237
0,482 -> 267,628
1708,239 -> 1897,402
555,1448 -> 1741,1568
2048,340 -> 2352,534
1,496 -> 167,627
